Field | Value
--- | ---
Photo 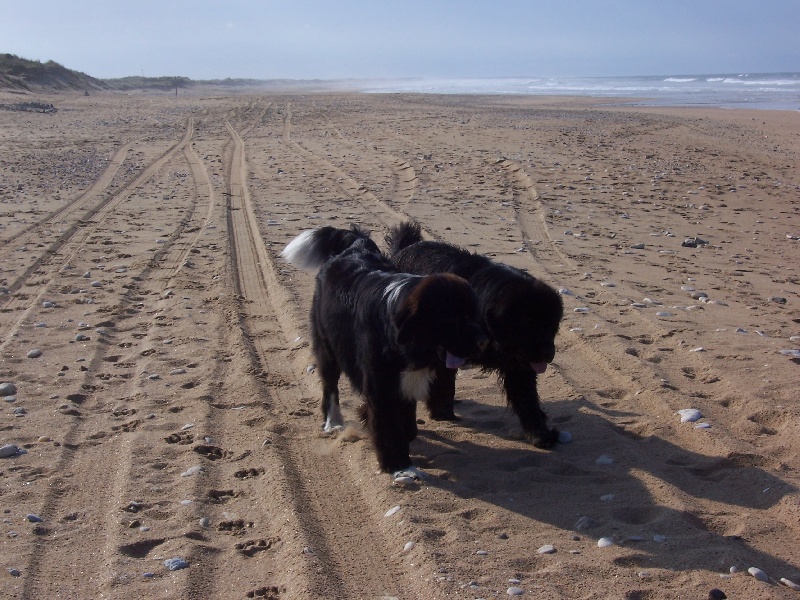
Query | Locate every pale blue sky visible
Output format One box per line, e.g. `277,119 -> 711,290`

1,0 -> 797,80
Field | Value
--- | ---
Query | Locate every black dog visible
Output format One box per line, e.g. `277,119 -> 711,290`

386,220 -> 564,448
281,225 -> 487,477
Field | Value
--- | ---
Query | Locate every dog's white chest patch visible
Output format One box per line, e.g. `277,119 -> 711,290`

400,368 -> 433,402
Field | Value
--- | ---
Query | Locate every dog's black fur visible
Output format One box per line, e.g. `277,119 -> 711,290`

281,225 -> 487,475
386,220 -> 564,448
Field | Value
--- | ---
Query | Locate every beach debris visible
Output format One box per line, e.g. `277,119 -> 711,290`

677,408 -> 702,423
748,567 -> 769,582
164,557 -> 189,571
180,466 -> 204,477
595,454 -> 614,465
384,505 -> 401,518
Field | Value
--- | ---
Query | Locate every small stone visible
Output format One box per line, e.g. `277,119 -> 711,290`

573,307 -> 590,313
170,368 -> 187,376
769,296 -> 787,304
780,578 -> 800,591
384,506 -> 401,518
8,568 -> 21,577
475,549 -> 488,555
630,243 -> 645,249
199,517 -> 210,528
26,514 -> 43,523
537,544 -> 556,554
652,534 -> 667,543
0,382 -> 18,396
677,408 -> 702,423
708,589 -> 727,599
507,587 -> 525,596
748,567 -> 769,582
27,349 -> 42,358
42,301 -> 55,308
37,436 -> 51,443
0,444 -> 21,458
90,281 -> 102,287
75,334 -> 90,341
558,430 -> 572,443
595,454 -> 614,465
597,537 -> 614,548
403,541 -> 415,552
163,557 -> 189,571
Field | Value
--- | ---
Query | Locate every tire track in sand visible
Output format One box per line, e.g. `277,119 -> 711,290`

220,118 -> 425,598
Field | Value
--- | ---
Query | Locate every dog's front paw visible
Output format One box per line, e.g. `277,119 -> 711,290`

392,466 -> 426,484
527,427 -> 560,449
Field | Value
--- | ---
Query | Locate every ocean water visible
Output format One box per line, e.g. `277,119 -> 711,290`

362,73 -> 800,111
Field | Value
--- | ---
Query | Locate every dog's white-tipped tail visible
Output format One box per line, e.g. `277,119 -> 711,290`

281,229 -> 322,271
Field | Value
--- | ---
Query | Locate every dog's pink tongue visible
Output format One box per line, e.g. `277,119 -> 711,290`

531,361 -> 548,374
446,352 -> 466,369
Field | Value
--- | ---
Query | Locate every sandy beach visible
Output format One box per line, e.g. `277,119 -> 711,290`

0,89 -> 798,599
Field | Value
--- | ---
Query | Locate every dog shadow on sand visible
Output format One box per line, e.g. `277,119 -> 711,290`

409,394 -> 799,584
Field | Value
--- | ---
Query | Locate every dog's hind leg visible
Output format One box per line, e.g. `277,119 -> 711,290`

503,368 -> 559,448
317,353 -> 344,432
426,364 -> 458,421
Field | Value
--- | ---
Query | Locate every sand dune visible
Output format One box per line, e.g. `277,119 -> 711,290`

0,90 -> 798,599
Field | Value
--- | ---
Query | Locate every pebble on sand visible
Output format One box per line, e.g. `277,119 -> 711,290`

507,587 -> 525,596
537,544 -> 556,554
0,382 -> 18,396
780,578 -> 800,591
597,537 -> 614,548
748,567 -> 769,582
677,408 -> 703,423
0,444 -> 21,458
27,349 -> 42,358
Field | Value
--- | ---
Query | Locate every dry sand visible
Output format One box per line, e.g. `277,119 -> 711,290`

0,89 -> 798,599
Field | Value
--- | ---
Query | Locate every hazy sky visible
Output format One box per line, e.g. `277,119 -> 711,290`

2,0 -> 797,80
